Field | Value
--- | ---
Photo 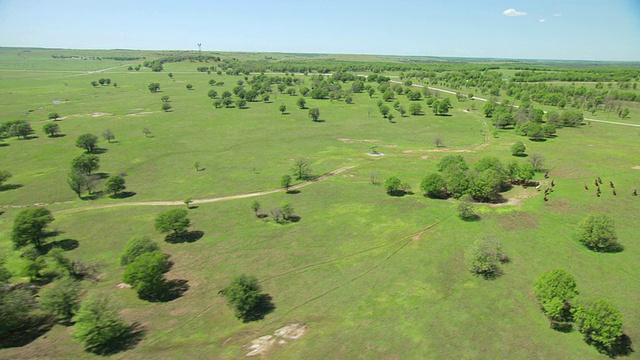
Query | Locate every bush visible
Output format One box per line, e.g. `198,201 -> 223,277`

533,269 -> 578,327
223,275 -> 274,322
72,295 -> 130,354
120,236 -> 160,266
123,251 -> 170,301
577,213 -> 619,251
39,277 -> 82,323
465,238 -> 507,279
420,173 -> 447,198
573,298 -> 624,353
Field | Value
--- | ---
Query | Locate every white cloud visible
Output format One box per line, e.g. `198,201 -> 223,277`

503,8 -> 527,17
553,13 -> 562,17
539,19 -> 546,23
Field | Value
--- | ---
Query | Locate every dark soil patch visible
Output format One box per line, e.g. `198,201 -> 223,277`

495,211 -> 539,231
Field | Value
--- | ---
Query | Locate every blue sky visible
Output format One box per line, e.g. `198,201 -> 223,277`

0,0 -> 638,61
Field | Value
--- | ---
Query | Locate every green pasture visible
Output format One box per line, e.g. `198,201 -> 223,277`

0,50 -> 638,359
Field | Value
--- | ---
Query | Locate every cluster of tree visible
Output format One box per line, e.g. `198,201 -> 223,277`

68,133 -> 126,198
384,176 -> 412,196
0,120 -> 34,139
420,155 -> 535,202
251,200 -> 296,224
121,237 -> 172,301
90,78 -> 112,87
196,66 -> 216,73
534,269 -> 627,355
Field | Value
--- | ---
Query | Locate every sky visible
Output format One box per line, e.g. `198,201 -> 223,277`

0,0 -> 638,61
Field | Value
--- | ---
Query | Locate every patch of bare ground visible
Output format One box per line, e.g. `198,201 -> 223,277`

545,198 -> 572,214
632,165 -> 640,170
494,211 -> 540,231
402,149 -> 474,154
484,188 -> 539,208
245,324 -> 308,357
126,111 -> 154,117
337,138 -> 379,143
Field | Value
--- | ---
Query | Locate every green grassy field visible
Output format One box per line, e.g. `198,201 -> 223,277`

0,49 -> 638,359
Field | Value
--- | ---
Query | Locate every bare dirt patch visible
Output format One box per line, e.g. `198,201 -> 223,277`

402,149 -> 474,154
245,324 -> 308,357
337,138 -> 379,143
126,111 -> 154,117
484,187 -> 540,208
92,112 -> 110,117
116,283 -> 132,289
632,165 -> 640,170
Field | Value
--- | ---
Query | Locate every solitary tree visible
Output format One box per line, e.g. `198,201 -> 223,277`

279,104 -> 287,114
155,209 -> 190,235
378,105 -> 390,118
123,251 -> 170,301
578,213 -> 619,251
43,123 -> 61,137
71,154 -> 100,176
384,176 -> 403,196
223,274 -> 272,322
534,269 -> 578,327
39,277 -> 82,323
251,200 -> 261,217
148,83 -> 160,93
457,195 -> 478,221
120,236 -> 160,266
142,128 -> 152,137
102,129 -> 115,143
281,174 -> 293,192
308,107 -> 320,121
161,102 -> 172,112
296,97 -> 306,109
11,207 -> 54,251
186,84 -> 193,90
465,237 -> 507,279
161,95 -> 170,102
291,158 -> 313,180
104,175 -> 126,196
528,153 -> 546,172
511,141 -> 526,156
72,295 -> 130,354
75,133 -> 99,153
573,298 -> 624,353
409,103 -> 422,115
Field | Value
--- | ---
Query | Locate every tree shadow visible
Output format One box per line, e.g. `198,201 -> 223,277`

312,119 -> 326,123
601,334 -> 634,358
0,317 -> 54,349
0,143 -> 8,147
460,214 -> 481,222
242,294 -> 276,323
186,205 -> 199,210
81,191 -> 104,201
50,133 -> 66,138
159,279 -> 189,302
44,238 -> 79,252
87,322 -> 145,356
386,190 -> 406,197
92,147 -> 108,154
513,153 -> 528,158
288,215 -> 301,223
0,184 -> 23,192
165,230 -> 204,244
94,172 -> 110,179
285,189 -> 300,195
529,138 -> 547,142
110,191 -> 136,199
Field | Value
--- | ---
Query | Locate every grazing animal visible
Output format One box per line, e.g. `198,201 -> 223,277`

633,189 -> 638,196
544,188 -> 550,195
551,180 -> 555,187
536,185 -> 541,191
613,189 -> 617,196
598,177 -> 603,184
544,172 -> 549,179
584,183 -> 589,190
610,181 -> 614,188
595,179 -> 599,187
544,195 -> 548,201
597,192 -> 600,197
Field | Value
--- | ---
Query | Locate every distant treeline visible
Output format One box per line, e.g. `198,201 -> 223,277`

52,55 -> 144,61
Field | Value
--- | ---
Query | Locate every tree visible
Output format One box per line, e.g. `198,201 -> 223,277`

384,176 -> 403,196
102,129 -> 115,143
222,97 -> 234,108
75,133 -> 99,153
296,97 -> 306,109
71,154 -> 100,176
148,83 -> 160,93
0,286 -> 40,338
420,173 -> 447,198
519,162 -> 535,184
123,251 -> 170,300
41,123 -> 60,137
11,207 -> 54,251
279,104 -> 287,114
104,175 -> 126,196
465,238 -> 507,279
161,95 -> 170,102
72,295 -> 130,353
223,275 -> 272,322
251,200 -> 261,217
291,158 -> 313,180
578,213 -> 619,252
142,128 -> 152,137
0,170 -> 12,187
457,195 -> 477,221
573,298 -> 624,353
409,103 -> 422,115
186,84 -> 193,90
434,135 -> 444,148
528,153 -> 545,172
483,102 -> 495,117
67,171 -> 88,197
308,107 -> 320,121
161,102 -> 172,112
511,141 -> 526,156
47,112 -> 60,120
281,174 -> 292,192
534,269 -> 578,325
91,80 -> 98,87
236,99 -> 247,109
378,104 -> 390,118
345,95 -> 353,104
9,121 -> 34,139
437,98 -> 451,115
155,209 -> 190,235
120,236 -> 160,266
39,277 -> 82,323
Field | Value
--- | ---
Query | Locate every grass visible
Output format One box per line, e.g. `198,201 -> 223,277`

0,49 -> 638,359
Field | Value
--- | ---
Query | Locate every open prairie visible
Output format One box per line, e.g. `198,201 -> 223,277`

0,48 -> 638,359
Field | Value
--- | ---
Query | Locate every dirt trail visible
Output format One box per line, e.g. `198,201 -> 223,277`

42,165 -> 357,214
